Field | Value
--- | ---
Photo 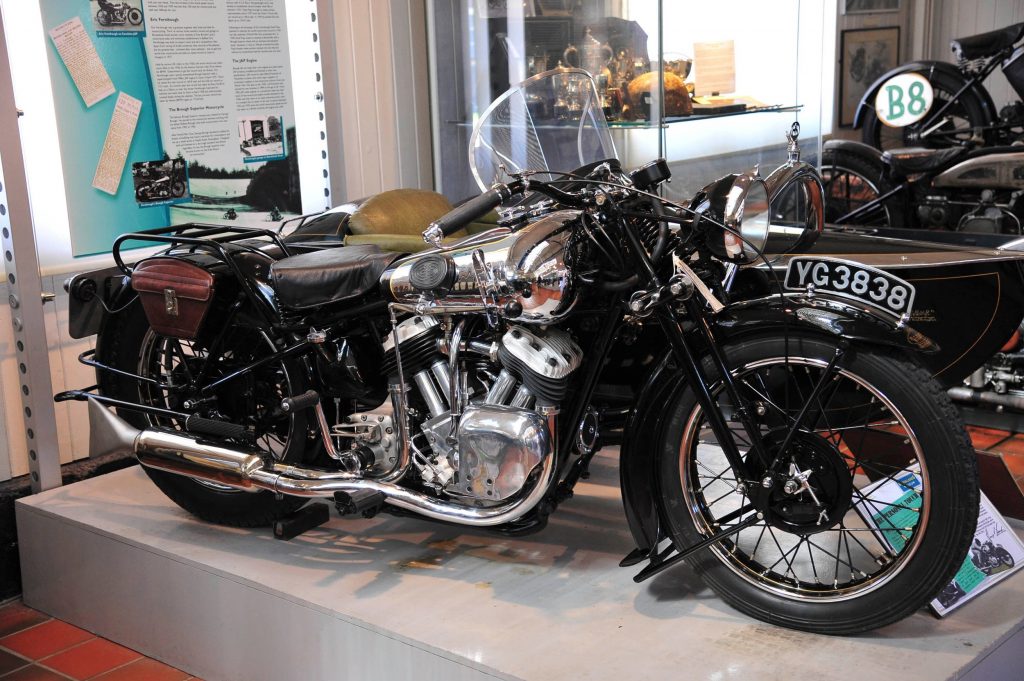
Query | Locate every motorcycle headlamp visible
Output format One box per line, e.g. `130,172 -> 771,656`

693,171 -> 771,263
694,162 -> 825,264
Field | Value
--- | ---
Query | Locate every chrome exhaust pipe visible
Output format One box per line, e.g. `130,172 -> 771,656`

948,385 -> 1024,412
88,400 -> 555,527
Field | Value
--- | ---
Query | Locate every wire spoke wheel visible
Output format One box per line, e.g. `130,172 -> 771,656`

876,90 -> 974,151
102,302 -> 311,526
681,356 -> 925,599
863,72 -> 990,152
820,146 -> 906,228
658,335 -> 977,633
821,164 -> 893,227
137,326 -> 299,492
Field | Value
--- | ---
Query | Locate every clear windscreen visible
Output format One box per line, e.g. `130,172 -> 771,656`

469,68 -> 618,191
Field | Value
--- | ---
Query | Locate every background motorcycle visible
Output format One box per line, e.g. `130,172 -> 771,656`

820,138 -> 1024,232
853,22 -> 1024,151
59,70 -> 980,634
135,175 -> 186,203
96,2 -> 143,27
969,538 -> 1015,575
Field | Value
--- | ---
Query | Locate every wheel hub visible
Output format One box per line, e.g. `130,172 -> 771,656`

750,429 -> 853,536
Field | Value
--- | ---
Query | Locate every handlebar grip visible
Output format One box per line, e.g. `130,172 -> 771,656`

424,185 -> 509,245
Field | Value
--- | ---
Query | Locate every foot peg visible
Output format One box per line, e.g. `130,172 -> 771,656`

281,390 -> 320,413
273,502 -> 330,540
334,490 -> 386,518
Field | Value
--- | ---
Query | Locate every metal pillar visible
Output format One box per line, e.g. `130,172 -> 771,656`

0,11 -> 62,492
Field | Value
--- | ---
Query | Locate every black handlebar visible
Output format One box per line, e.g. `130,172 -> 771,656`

432,184 -> 513,237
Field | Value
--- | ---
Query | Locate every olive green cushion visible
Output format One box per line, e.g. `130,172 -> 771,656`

347,189 -> 455,237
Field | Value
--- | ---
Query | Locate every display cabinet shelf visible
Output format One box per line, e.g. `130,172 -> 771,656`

428,0 -> 829,201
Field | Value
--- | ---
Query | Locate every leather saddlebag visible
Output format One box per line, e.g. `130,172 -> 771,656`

131,257 -> 215,339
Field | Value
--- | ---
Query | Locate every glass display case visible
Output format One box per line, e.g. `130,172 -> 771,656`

428,0 -> 835,201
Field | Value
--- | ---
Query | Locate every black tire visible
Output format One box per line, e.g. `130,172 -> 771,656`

96,10 -> 111,26
101,301 -> 310,527
821,146 -> 908,228
657,334 -> 978,634
128,8 -> 143,25
861,70 -> 991,151
171,180 -> 186,197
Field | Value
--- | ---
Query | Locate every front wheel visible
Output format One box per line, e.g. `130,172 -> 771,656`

821,146 -> 908,228
861,71 -> 991,151
128,8 -> 143,25
657,335 -> 978,634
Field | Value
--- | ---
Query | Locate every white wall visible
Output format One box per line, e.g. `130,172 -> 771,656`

0,279 -> 95,480
928,0 -> 1024,110
322,0 -> 434,201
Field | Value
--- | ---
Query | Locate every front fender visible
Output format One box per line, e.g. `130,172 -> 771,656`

618,294 -> 937,556
823,138 -> 885,164
852,60 -> 997,129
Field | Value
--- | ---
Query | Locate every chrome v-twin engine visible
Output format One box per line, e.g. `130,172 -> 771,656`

381,315 -> 583,502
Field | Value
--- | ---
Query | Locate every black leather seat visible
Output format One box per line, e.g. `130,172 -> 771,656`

270,244 -> 401,310
951,23 -> 1024,61
881,146 -> 968,175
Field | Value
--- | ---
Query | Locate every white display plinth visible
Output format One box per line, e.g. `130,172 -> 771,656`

16,451 -> 1024,681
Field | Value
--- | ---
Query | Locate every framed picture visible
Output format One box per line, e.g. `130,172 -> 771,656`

843,0 -> 901,13
838,26 -> 900,127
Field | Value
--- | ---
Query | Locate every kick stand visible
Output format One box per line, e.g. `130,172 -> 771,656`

273,502 -> 331,540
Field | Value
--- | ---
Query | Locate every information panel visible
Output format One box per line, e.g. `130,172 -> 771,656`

39,0 -> 323,256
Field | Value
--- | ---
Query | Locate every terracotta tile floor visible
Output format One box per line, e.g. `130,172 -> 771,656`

968,425 -> 1024,487
0,602 -> 200,681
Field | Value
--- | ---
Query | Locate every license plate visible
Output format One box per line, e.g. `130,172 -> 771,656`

784,257 -> 915,318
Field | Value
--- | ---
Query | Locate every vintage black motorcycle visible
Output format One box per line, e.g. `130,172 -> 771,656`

135,175 -> 186,203
820,138 -> 1024,232
853,22 -> 1024,150
96,2 -> 143,28
970,538 -> 1015,575
58,70 -> 979,634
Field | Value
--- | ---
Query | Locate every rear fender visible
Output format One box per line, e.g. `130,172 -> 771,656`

618,294 -> 937,556
852,60 -> 997,129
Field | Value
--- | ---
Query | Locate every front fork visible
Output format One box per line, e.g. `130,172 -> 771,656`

616,215 -> 845,520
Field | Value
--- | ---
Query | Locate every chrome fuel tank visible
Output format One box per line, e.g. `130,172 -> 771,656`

382,210 -> 580,324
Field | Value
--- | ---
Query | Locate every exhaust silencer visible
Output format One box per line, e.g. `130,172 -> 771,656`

90,399 -> 265,490
86,400 -> 557,527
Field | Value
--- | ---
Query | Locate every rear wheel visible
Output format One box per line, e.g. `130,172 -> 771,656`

821,146 -> 907,228
657,335 -> 978,634
96,10 -> 111,26
861,72 -> 990,151
102,301 -> 311,526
